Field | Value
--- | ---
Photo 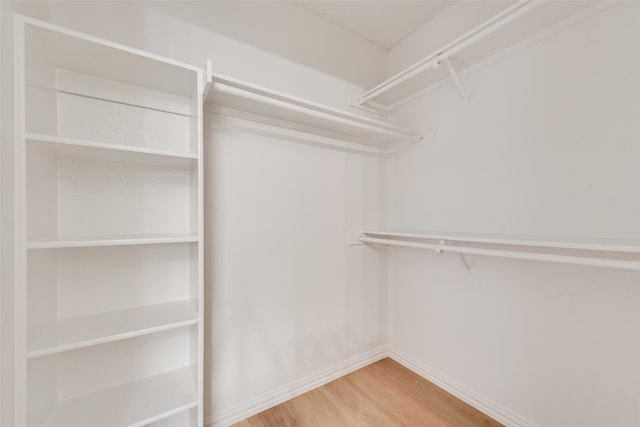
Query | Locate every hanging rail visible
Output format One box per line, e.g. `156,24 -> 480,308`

356,0 -> 543,107
357,232 -> 640,271
205,71 -> 422,144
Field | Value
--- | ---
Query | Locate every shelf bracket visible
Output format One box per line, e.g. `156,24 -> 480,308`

458,253 -> 471,271
443,58 -> 470,105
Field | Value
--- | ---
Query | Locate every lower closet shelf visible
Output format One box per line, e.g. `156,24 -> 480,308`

28,299 -> 198,358
44,366 -> 197,427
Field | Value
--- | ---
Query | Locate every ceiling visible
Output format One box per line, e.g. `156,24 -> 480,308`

295,0 -> 455,51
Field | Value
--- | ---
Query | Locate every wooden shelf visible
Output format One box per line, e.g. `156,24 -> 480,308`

28,300 -> 198,359
27,234 -> 199,249
45,366 -> 197,427
359,230 -> 640,271
358,1 -> 614,110
204,72 -> 421,154
26,134 -> 197,169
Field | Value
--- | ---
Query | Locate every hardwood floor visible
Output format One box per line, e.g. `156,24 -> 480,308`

232,358 -> 503,427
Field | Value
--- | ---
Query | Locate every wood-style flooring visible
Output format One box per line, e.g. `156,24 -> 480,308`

232,358 -> 503,427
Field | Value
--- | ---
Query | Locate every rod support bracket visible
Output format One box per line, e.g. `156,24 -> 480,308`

443,58 -> 470,105
458,253 -> 471,271
348,231 -> 365,246
434,53 -> 444,68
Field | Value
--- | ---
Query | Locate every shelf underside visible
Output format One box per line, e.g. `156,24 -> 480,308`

44,366 -> 197,427
28,300 -> 199,358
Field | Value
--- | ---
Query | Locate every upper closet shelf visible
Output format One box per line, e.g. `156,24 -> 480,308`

356,0 -> 613,111
356,231 -> 640,271
22,16 -> 199,97
204,71 -> 422,156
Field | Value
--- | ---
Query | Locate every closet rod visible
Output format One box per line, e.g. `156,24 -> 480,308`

360,236 -> 640,271
357,0 -> 542,105
211,74 -> 421,141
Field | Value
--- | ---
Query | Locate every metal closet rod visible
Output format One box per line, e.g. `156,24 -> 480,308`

357,0 -> 543,105
359,236 -> 640,271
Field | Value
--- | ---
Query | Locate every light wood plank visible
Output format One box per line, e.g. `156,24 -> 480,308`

233,358 -> 503,427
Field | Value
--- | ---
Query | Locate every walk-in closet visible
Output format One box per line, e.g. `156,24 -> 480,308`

1,1 -> 639,426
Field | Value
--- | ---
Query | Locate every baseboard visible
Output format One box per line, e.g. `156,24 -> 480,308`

207,345 -> 538,427
206,346 -> 389,427
388,347 -> 539,427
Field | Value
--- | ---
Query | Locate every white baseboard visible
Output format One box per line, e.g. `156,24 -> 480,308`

388,347 -> 539,427
207,346 -> 538,427
206,346 -> 389,427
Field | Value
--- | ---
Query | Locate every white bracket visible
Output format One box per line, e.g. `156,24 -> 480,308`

203,58 -> 214,99
382,129 -> 434,158
435,237 -> 470,270
443,58 -> 470,105
347,231 -> 364,246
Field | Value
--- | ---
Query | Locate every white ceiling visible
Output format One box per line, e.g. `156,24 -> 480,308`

295,0 -> 455,51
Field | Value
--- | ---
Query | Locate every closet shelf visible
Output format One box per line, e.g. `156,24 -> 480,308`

358,231 -> 640,271
44,366 -> 197,427
27,299 -> 198,359
27,234 -> 199,249
357,0 -> 611,111
204,72 -> 422,155
27,134 -> 198,169
23,16 -> 199,97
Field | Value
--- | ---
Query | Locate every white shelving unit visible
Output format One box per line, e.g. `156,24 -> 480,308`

356,0 -> 617,111
14,15 -> 204,427
204,71 -> 422,156
356,231 -> 640,271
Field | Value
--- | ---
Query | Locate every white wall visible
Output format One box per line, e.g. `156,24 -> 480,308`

385,3 -> 640,426
42,2 -> 389,426
204,119 -> 385,424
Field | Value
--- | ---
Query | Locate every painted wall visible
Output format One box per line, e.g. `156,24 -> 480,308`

385,3 -> 640,426
42,2 -> 388,426
204,119 -> 385,424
